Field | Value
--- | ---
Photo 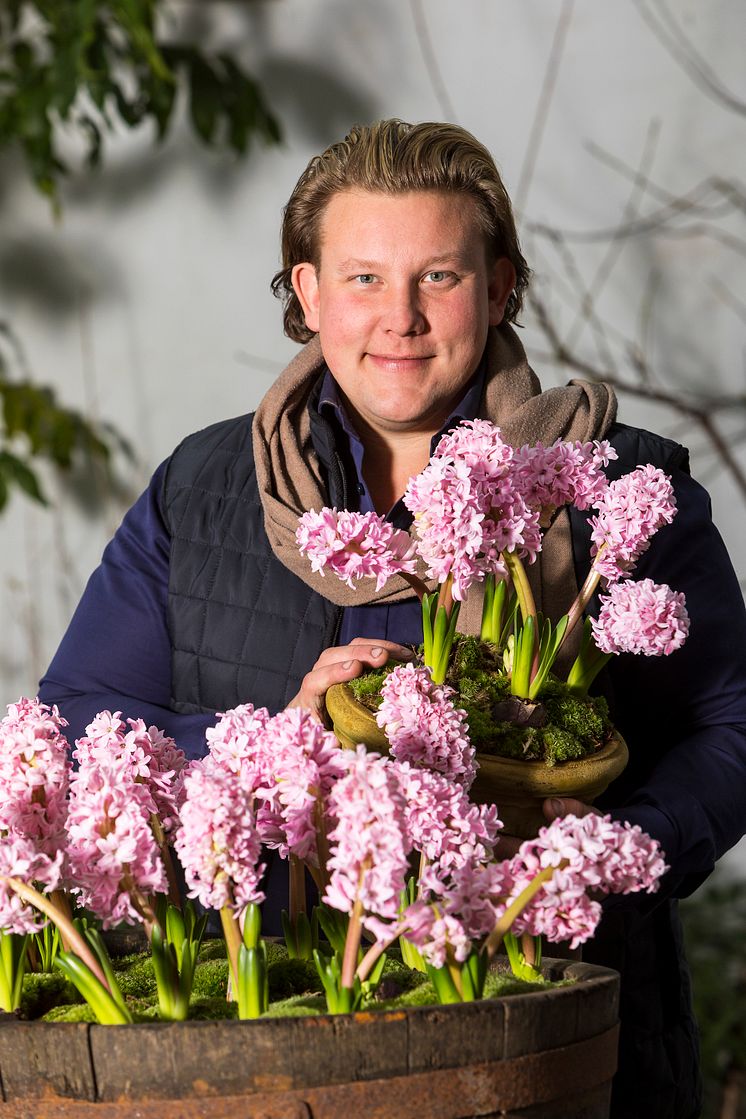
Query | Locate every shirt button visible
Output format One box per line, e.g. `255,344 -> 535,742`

358,483 -> 365,495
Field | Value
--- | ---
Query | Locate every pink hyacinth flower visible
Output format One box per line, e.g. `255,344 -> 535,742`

174,758 -> 266,914
513,438 -> 615,520
377,663 -> 476,788
250,707 -> 347,862
296,507 -> 418,591
0,697 -> 71,857
590,579 -> 690,657
405,421 -> 542,601
0,836 -> 63,935
324,748 -> 410,921
589,465 -> 677,582
392,761 -> 501,872
74,711 -> 187,838
66,757 -> 168,927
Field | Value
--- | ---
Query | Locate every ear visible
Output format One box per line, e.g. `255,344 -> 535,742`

487,258 -> 517,326
291,262 -> 321,333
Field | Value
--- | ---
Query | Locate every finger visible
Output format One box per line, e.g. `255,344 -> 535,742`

542,797 -> 598,822
348,637 -> 415,658
313,641 -> 412,670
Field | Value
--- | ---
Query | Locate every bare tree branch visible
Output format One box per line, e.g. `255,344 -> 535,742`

409,0 -> 459,123
514,0 -> 576,213
633,0 -> 746,117
529,291 -> 746,504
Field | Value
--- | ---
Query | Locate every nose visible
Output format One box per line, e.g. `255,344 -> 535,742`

381,281 -> 426,335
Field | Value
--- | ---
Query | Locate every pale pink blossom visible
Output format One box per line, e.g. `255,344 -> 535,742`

404,426 -> 541,600
0,836 -> 64,935
250,707 -> 347,862
74,712 -> 187,838
205,703 -> 274,792
590,579 -> 689,657
0,697 -> 71,856
324,748 -> 410,921
589,465 -> 677,582
296,508 -> 418,591
395,860 -> 514,966
506,813 -> 667,947
377,664 -> 476,787
174,759 -> 266,914
392,761 -> 501,871
66,759 -> 168,927
513,439 -> 615,519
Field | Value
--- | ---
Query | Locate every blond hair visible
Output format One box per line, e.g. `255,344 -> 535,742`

271,119 -> 530,342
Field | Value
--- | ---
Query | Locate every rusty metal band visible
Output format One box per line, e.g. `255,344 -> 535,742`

0,1024 -> 619,1119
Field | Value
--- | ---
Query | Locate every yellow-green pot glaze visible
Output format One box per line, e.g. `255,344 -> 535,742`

325,682 -> 629,838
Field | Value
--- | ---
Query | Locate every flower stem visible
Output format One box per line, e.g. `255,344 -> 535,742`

0,877 -> 112,992
503,551 -> 537,626
289,854 -> 307,923
484,859 -> 569,959
220,903 -> 242,997
341,892 -> 364,990
400,571 -> 431,602
562,560 -> 603,648
313,796 -> 331,894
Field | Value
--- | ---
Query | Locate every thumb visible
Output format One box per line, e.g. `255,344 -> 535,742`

542,797 -> 595,822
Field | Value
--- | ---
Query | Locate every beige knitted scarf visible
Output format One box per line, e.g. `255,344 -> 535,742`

252,323 -> 617,668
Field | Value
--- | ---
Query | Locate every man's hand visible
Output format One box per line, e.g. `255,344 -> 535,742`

287,638 -> 414,725
495,798 -> 601,860
542,797 -> 600,822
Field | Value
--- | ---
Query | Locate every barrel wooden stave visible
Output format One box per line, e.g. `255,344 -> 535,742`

0,960 -> 620,1119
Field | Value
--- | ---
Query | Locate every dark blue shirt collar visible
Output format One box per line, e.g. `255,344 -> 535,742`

318,350 -> 487,522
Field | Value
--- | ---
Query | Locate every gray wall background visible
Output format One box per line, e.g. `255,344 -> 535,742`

1,0 -> 744,868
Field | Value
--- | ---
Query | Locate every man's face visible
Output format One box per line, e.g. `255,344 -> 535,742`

291,189 -> 515,438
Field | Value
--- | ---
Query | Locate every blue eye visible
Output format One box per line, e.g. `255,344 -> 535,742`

425,271 -> 449,283
355,274 -> 376,285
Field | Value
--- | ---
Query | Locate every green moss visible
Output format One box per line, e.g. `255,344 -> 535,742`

42,1002 -> 97,1023
111,953 -> 157,999
198,938 -> 227,962
264,993 -> 327,1018
349,667 -> 389,711
187,997 -> 237,1021
348,636 -> 612,766
20,972 -> 82,1019
268,956 -> 322,1000
191,957 -> 229,1000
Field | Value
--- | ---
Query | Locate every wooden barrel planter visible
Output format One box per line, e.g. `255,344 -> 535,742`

0,959 -> 619,1119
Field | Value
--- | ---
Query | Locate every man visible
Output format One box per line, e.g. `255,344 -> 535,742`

40,119 -> 746,1118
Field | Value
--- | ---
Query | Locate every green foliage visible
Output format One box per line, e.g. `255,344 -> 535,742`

0,0 -> 281,203
680,878 -> 746,1119
0,325 -> 131,511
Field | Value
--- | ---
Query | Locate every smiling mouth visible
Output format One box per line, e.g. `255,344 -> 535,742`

367,353 -> 433,363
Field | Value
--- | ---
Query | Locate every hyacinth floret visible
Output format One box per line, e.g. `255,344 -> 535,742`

0,697 -> 71,856
250,706 -> 347,861
397,860 -> 514,966
391,760 -> 500,872
590,579 -> 690,657
404,422 -> 542,601
589,465 -> 677,582
205,702 -> 275,795
0,836 -> 64,935
74,711 -> 187,837
66,758 -> 168,927
174,758 -> 266,914
513,438 -> 616,519
507,813 -> 667,948
296,507 -> 418,591
324,747 -> 410,921
377,663 -> 476,787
